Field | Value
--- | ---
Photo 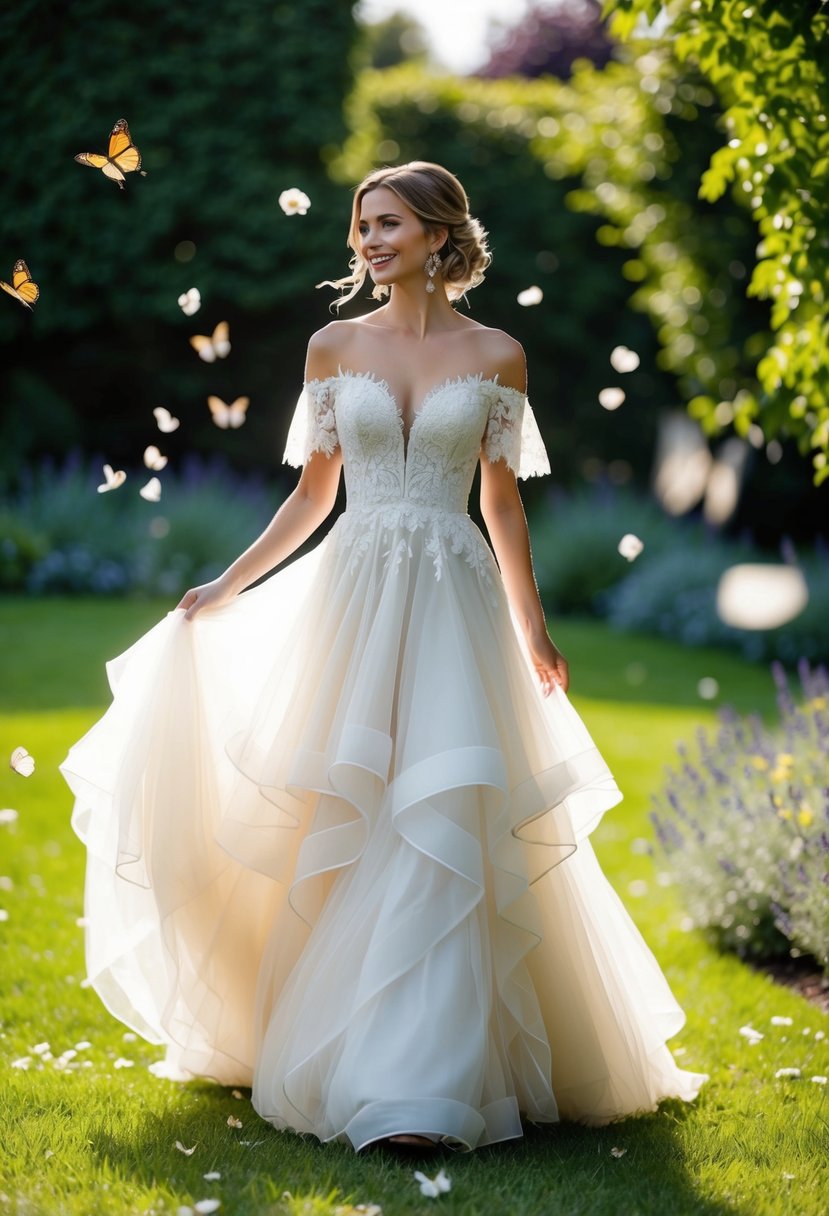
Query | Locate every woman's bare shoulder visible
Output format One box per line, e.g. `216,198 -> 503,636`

465,325 -> 526,392
306,319 -> 365,380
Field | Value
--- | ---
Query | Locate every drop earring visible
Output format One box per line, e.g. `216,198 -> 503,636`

424,251 -> 442,293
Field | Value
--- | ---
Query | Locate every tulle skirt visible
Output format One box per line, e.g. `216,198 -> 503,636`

61,508 -> 706,1150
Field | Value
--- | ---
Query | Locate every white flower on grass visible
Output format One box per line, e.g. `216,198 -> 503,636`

771,1016 -> 793,1026
32,1042 -> 50,1056
599,387 -> 625,410
617,533 -> 644,562
815,1031 -> 826,1041
0,909 -> 8,922
517,285 -> 543,307
177,1208 -> 194,1216
774,1067 -> 801,1079
0,809 -> 19,825
203,1172 -> 221,1181
143,445 -> 168,471
226,1115 -> 242,1128
194,1201 -> 221,1215
810,1075 -> 827,1085
231,1089 -> 244,1099
278,188 -> 311,216
414,1168 -> 451,1198
97,464 -> 126,493
739,1025 -> 764,1044
610,1146 -> 627,1158
610,345 -> 640,373
175,1141 -> 197,1155
74,1041 -> 92,1051
10,746 -> 35,777
113,1057 -> 134,1069
178,288 -> 201,316
12,1057 -> 32,1069
139,477 -> 162,503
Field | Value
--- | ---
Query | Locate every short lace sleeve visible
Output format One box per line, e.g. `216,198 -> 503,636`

481,383 -> 551,479
282,379 -> 339,467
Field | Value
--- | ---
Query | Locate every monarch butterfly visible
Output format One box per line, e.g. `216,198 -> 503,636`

75,119 -> 146,189
190,321 -> 230,363
207,395 -> 249,429
0,260 -> 39,309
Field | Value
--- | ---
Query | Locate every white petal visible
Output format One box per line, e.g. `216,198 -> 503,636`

599,386 -> 625,410
143,445 -> 168,471
739,1025 -> 764,1041
227,1115 -> 242,1128
0,809 -> 19,825
771,1016 -> 794,1026
517,285 -> 543,306
139,477 -> 162,503
610,1146 -> 627,1157
617,533 -> 644,561
175,1141 -> 197,1155
774,1067 -> 801,1079
153,407 -> 181,433
194,1201 -> 221,1214
810,1075 -> 827,1085
609,345 -> 640,373
697,677 -> 719,701
203,1171 -> 221,1181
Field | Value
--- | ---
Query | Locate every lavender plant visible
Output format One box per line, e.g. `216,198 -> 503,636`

652,661 -> 829,973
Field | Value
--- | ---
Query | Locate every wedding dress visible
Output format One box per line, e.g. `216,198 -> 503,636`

61,369 -> 706,1151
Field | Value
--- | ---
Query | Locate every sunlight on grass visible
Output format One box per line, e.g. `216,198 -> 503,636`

0,600 -> 826,1216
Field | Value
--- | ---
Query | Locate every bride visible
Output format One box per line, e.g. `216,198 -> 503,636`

61,161 -> 706,1153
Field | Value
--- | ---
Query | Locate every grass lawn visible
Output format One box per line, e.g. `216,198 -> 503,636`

0,599 -> 827,1216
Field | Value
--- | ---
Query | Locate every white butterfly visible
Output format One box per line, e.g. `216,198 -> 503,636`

190,321 -> 230,363
139,477 -> 162,502
414,1168 -> 451,1198
153,407 -> 180,433
177,287 -> 201,316
143,445 -> 168,471
207,395 -> 249,429
97,464 -> 126,493
10,746 -> 35,777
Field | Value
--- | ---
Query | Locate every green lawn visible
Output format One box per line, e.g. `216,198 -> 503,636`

1,599 -> 826,1216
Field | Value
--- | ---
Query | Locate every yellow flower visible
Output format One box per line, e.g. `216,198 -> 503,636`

770,768 -> 790,783
772,795 -> 783,808
798,805 -> 814,828
811,697 -> 826,710
751,755 -> 769,771
777,808 -> 792,820
776,753 -> 794,767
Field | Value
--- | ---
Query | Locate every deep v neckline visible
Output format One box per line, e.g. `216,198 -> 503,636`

334,368 -> 502,458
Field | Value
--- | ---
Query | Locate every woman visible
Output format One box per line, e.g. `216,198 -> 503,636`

61,161 -> 706,1153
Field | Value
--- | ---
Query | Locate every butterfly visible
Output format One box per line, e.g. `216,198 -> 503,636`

0,260 -> 39,310
75,119 -> 146,189
190,321 -> 230,363
153,407 -> 180,433
139,477 -> 162,502
97,464 -> 126,493
143,445 -> 167,471
208,395 -> 249,429
177,288 -> 201,316
10,746 -> 35,777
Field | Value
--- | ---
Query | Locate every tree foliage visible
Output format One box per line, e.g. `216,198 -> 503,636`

0,0 -> 356,477
604,0 -> 829,482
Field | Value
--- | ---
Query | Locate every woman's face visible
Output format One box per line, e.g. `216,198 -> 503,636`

357,185 -> 437,293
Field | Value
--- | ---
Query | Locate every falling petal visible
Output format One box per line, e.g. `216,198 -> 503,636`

703,437 -> 749,525
178,288 -> 201,316
153,407 -> 180,433
652,413 -> 712,515
716,564 -> 808,630
278,187 -> 311,216
617,533 -> 644,561
139,477 -> 162,503
517,285 -> 543,307
609,345 -> 640,373
599,387 -> 625,410
143,445 -> 168,472
97,464 -> 127,493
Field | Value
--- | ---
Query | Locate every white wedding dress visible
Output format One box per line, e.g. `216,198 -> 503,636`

61,370 -> 706,1151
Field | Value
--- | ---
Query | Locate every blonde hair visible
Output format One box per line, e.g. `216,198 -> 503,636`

318,161 -> 491,309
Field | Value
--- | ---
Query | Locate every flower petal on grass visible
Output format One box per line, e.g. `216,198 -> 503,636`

175,1141 -> 197,1155
194,1201 -> 221,1214
226,1116 -> 242,1128
739,1025 -> 764,1043
610,1146 -> 627,1158
771,1016 -> 793,1026
774,1067 -> 801,1079
113,1057 -> 134,1069
0,809 -> 19,825
414,1168 -> 451,1198
810,1075 -> 827,1085
203,1172 -> 221,1181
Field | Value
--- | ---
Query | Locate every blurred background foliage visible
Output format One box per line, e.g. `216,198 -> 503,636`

0,0 -> 826,559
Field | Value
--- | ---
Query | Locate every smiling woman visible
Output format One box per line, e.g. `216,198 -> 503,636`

61,159 -> 705,1158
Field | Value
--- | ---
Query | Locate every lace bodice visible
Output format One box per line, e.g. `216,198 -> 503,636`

283,369 -> 550,513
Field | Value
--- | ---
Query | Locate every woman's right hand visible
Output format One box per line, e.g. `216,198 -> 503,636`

177,574 -> 238,621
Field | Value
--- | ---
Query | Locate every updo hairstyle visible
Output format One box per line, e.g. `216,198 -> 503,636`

319,161 -> 491,309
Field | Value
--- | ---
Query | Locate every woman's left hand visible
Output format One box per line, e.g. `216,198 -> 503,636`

526,627 -> 569,696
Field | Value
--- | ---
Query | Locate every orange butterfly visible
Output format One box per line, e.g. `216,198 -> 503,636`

0,260 -> 39,309
208,396 -> 249,429
75,119 -> 146,189
190,321 -> 230,363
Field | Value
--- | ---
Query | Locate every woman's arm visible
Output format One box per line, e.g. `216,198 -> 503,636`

177,332 -> 343,620
479,338 -> 569,694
